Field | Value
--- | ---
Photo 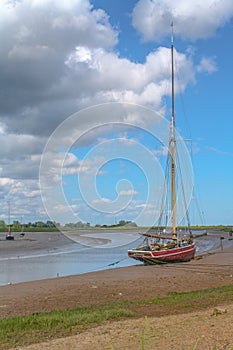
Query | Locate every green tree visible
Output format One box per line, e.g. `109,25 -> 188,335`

0,220 -> 6,229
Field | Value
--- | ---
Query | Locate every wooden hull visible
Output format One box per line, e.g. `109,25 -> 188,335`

6,235 -> 14,241
128,243 -> 196,264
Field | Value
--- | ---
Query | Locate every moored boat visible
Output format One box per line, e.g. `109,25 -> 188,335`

5,200 -> 14,241
128,233 -> 195,264
128,25 -> 195,264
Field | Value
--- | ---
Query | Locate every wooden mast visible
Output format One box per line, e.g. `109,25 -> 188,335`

171,23 -> 177,240
6,200 -> 14,240
8,200 -> 11,236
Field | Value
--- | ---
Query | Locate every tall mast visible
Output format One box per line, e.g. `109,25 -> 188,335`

171,23 -> 177,240
8,200 -> 11,236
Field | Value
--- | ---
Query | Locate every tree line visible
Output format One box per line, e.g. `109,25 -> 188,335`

0,219 -> 137,232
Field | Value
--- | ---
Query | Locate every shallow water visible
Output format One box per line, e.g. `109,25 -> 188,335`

0,230 -> 232,286
0,231 -> 139,286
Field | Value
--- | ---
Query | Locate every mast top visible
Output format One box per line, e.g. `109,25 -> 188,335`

171,22 -> 174,45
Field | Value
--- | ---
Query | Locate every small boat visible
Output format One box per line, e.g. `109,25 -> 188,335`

5,201 -> 14,241
128,26 -> 196,264
5,232 -> 14,241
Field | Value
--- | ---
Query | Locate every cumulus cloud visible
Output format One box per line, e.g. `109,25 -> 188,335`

0,0 -> 196,139
197,57 -> 218,74
0,133 -> 44,160
132,0 -> 233,42
65,45 -> 194,109
0,0 -> 225,223
0,177 -> 43,222
0,0 -> 117,134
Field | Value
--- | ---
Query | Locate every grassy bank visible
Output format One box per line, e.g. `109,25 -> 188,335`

1,284 -> 233,349
0,304 -> 133,349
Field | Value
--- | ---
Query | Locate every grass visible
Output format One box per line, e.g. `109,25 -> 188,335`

0,305 -> 133,349
138,284 -> 233,304
0,284 -> 232,349
125,284 -> 233,318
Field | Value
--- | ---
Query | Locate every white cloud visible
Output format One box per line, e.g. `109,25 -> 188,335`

197,57 -> 217,74
206,146 -> 232,156
65,45 -> 194,108
52,203 -> 78,213
0,132 -> 44,159
152,145 -> 169,156
0,178 -> 15,187
0,0 -> 196,142
0,177 -> 44,221
8,44 -> 53,60
92,197 -> 111,204
24,190 -> 42,198
78,156 -> 108,176
0,0 -> 117,135
119,189 -> 138,196
0,122 -> 6,134
132,0 -> 233,41
0,0 -> 224,224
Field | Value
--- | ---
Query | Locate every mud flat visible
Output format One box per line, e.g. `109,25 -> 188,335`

0,231 -> 233,349
0,240 -> 232,318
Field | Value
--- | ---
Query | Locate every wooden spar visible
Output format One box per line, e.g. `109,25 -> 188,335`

140,232 -> 174,240
171,23 -> 177,240
8,200 -> 11,235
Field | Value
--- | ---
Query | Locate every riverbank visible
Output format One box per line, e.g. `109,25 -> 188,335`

0,244 -> 232,319
2,229 -> 230,286
14,301 -> 233,350
0,236 -> 233,349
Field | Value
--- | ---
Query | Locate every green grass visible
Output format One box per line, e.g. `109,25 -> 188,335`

125,284 -> 233,318
136,284 -> 233,304
1,285 -> 232,349
0,305 -> 133,349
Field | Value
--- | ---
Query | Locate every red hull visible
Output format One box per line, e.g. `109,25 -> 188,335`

128,243 -> 196,264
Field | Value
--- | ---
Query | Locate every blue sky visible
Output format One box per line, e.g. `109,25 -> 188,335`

0,0 -> 232,226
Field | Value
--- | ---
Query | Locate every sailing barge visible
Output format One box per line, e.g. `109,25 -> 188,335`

128,26 -> 196,264
128,232 -> 195,263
